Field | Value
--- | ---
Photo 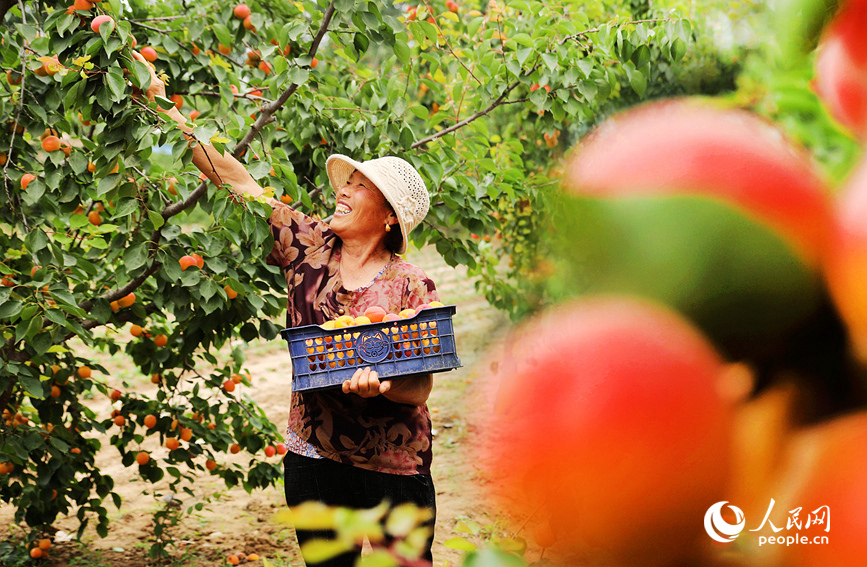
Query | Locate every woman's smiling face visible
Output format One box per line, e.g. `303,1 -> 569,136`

329,169 -> 395,242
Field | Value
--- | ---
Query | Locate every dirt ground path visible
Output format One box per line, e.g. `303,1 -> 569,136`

1,247 -> 517,567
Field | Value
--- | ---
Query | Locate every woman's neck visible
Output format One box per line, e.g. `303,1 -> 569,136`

338,238 -> 393,290
339,237 -> 391,268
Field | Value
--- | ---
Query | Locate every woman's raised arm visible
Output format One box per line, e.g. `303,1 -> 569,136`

131,51 -> 264,199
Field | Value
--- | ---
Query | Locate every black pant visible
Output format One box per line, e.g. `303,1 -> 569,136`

283,451 -> 437,566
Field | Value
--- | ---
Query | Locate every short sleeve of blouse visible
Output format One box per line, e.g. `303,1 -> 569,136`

266,199 -> 334,272
403,264 -> 439,309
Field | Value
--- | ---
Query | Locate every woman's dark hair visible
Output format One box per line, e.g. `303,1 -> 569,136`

384,202 -> 403,253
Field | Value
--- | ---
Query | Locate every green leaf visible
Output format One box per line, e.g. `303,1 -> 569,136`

512,33 -> 534,48
299,539 -> 353,564
123,243 -> 148,271
444,536 -> 477,552
418,21 -> 438,43
212,23 -> 232,47
577,79 -> 597,101
147,210 -> 165,230
154,96 -> 177,111
132,60 -> 152,90
671,37 -> 687,62
63,80 -> 86,111
248,161 -> 272,180
630,68 -> 647,97
200,279 -> 219,301
115,198 -> 139,218
17,23 -> 38,43
25,228 -> 49,253
0,299 -> 22,320
393,40 -> 410,66
409,104 -> 429,120
96,174 -> 122,198
632,44 -> 651,68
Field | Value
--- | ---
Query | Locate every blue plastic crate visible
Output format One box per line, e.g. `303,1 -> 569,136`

280,305 -> 462,392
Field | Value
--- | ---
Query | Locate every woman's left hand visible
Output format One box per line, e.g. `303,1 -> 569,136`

343,367 -> 391,398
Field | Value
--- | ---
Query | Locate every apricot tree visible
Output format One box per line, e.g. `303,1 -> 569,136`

1,0 -> 697,560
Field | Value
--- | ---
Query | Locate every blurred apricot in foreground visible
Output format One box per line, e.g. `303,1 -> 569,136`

776,411 -> 867,567
826,156 -> 867,360
813,0 -> 867,139
479,296 -> 736,566
563,99 -> 831,267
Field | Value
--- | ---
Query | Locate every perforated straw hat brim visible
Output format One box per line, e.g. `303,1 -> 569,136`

325,155 -> 430,255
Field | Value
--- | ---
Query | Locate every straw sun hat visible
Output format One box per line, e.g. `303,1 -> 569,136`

325,154 -> 430,255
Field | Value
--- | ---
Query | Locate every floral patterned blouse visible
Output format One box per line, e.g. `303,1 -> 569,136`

266,200 -> 439,476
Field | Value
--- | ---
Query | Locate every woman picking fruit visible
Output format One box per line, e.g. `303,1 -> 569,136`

132,51 -> 441,567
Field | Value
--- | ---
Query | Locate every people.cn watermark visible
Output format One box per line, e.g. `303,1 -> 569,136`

704,499 -> 830,546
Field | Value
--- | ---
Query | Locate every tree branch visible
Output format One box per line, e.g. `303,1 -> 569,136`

128,15 -> 185,21
560,17 -> 676,45
195,91 -> 275,104
123,20 -> 185,34
234,0 -> 337,156
411,79 -> 524,149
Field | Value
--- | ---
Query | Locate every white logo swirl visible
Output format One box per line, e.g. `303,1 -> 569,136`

704,501 -> 746,543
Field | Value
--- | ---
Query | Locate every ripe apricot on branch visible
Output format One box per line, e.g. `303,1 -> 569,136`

20,174 -> 36,190
77,365 -> 92,378
180,255 -> 197,271
233,3 -> 251,19
42,135 -> 61,152
118,292 -> 135,308
140,46 -> 158,62
71,0 -> 93,11
154,334 -> 168,347
34,55 -> 63,77
224,284 -> 238,299
136,452 -> 150,465
90,15 -> 114,33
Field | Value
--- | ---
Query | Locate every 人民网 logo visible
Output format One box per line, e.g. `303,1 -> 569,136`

704,501 -> 746,543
